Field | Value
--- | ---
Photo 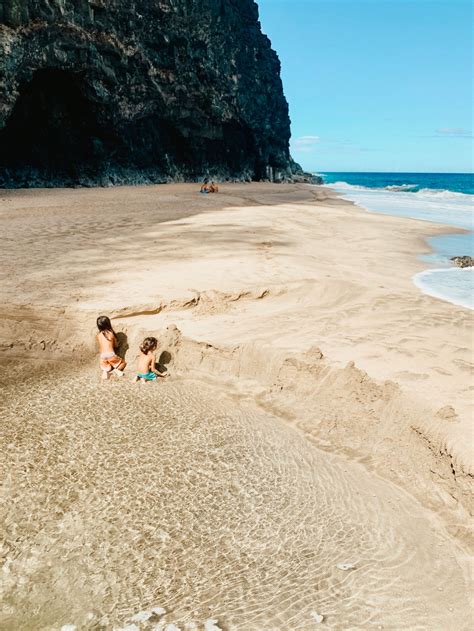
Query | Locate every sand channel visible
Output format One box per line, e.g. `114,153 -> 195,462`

0,367 -> 471,630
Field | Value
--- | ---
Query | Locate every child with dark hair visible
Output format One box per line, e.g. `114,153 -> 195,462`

96,315 -> 126,380
134,336 -> 167,383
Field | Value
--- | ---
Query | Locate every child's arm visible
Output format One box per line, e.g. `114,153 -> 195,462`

150,352 -> 168,377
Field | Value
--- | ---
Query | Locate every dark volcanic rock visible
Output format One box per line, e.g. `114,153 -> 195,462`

291,172 -> 323,185
0,0 -> 302,187
450,256 -> 473,268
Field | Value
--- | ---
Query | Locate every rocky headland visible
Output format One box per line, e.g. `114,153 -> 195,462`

0,0 -> 320,187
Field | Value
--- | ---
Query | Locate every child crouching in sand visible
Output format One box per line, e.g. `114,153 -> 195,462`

96,315 -> 126,380
134,337 -> 167,383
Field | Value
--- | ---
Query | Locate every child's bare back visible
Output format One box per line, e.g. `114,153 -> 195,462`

96,315 -> 126,380
96,330 -> 116,355
137,349 -> 155,375
134,337 -> 168,383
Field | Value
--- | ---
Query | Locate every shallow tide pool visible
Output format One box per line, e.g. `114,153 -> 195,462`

0,369 -> 471,630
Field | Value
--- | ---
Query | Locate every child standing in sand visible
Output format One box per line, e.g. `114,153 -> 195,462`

96,315 -> 126,380
134,337 -> 167,383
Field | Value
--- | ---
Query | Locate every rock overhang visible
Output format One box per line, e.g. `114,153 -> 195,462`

0,0 -> 305,187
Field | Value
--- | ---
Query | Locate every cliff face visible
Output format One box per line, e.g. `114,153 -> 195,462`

0,0 -> 301,187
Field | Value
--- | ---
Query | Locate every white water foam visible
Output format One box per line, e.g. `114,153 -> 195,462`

413,267 -> 474,310
325,182 -> 473,309
415,187 -> 473,200
328,180 -> 473,201
385,184 -> 418,191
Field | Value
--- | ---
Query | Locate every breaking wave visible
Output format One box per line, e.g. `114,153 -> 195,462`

414,187 -> 473,200
385,184 -> 418,191
324,180 -> 473,199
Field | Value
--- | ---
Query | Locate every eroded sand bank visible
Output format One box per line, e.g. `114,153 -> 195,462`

1,183 -> 473,628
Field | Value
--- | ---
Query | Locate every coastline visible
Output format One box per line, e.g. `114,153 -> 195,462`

413,266 -> 474,310
323,179 -> 474,310
1,182 -> 472,627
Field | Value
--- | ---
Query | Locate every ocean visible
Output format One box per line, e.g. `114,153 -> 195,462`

320,172 -> 474,310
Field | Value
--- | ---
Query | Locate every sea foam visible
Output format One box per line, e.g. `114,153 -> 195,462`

413,267 -> 474,310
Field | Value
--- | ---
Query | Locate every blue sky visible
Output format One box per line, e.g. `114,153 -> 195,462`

257,0 -> 473,173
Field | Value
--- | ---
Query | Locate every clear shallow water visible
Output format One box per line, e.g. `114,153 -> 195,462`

1,369 -> 471,630
423,233 -> 474,265
413,267 -> 474,310
320,172 -> 474,309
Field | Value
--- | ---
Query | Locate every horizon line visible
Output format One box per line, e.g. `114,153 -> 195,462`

313,170 -> 474,175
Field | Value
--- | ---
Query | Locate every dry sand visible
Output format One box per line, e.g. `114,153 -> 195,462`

0,183 -> 473,629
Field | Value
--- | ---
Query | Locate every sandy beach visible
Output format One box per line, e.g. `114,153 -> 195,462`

1,183 -> 472,629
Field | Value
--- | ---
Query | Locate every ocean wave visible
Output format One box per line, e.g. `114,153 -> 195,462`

324,181 -> 370,191
326,181 -> 473,200
326,181 -> 420,193
414,188 -> 474,200
385,184 -> 418,191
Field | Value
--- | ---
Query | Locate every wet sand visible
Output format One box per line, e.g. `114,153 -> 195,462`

1,368 -> 471,630
0,183 -> 473,629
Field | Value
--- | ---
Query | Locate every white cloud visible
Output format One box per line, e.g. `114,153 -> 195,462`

291,135 -> 320,152
435,128 -> 472,138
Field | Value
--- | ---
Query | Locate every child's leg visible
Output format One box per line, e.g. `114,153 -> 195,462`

112,358 -> 126,376
100,358 -> 113,380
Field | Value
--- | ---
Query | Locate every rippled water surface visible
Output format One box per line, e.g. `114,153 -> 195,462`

0,369 -> 470,630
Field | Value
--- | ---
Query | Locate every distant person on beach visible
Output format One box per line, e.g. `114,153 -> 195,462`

200,178 -> 219,194
96,315 -> 126,380
134,336 -> 167,383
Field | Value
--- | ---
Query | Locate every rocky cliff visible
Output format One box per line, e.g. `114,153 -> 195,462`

0,0 -> 312,187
